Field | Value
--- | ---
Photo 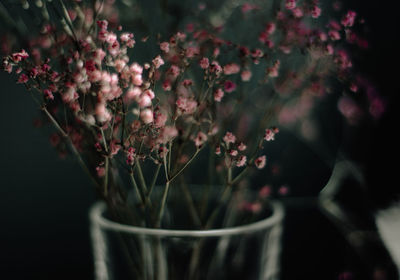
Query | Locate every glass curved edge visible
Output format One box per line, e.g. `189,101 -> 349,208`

90,200 -> 285,237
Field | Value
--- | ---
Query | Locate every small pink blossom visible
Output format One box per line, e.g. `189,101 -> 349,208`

259,185 -> 271,198
311,6 -> 322,18
138,94 -> 152,108
338,96 -> 362,125
176,97 -> 197,115
238,142 -> 247,151
242,202 -> 262,213
95,103 -> 112,123
223,63 -> 240,75
278,185 -> 289,195
114,59 -> 126,72
292,8 -> 303,18
96,166 -> 106,177
140,108 -> 154,124
215,145 -> 221,155
12,49 -> 29,62
236,155 -> 247,167
241,70 -> 252,82
17,73 -> 28,84
126,147 -> 136,165
168,65 -> 180,79
264,128 -> 277,141
193,131 -> 208,147
154,112 -> 167,127
241,3 -> 258,13
152,55 -> 165,69
199,57 -> 209,69
125,87 -> 141,101
160,42 -> 170,53
285,0 -> 297,10
223,132 -> 236,145
229,149 -> 238,156
159,126 -> 178,143
162,80 -> 171,91
328,30 -> 341,41
224,80 -> 236,93
209,61 -> 222,75
43,89 -> 54,100
341,11 -> 357,27
214,88 -> 224,102
254,155 -> 266,169
267,60 -> 280,78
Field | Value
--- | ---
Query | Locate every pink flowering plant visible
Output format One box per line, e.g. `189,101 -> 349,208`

1,0 -> 381,229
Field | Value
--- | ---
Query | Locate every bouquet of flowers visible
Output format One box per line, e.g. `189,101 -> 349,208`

0,0 -> 384,278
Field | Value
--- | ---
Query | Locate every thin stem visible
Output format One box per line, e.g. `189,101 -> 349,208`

135,158 -> 148,193
41,107 -> 100,189
129,172 -> 145,206
168,148 -> 201,183
147,164 -> 161,197
103,157 -> 109,196
100,128 -> 108,153
156,181 -> 170,227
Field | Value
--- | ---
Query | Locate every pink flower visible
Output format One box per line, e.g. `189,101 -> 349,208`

254,155 -> 266,169
267,60 -> 280,78
341,11 -> 357,27
199,57 -> 209,69
126,147 -> 136,165
12,49 -> 29,62
209,60 -> 222,75
223,132 -> 236,145
265,22 -> 276,35
285,0 -> 297,10
238,142 -> 247,151
140,108 -> 154,124
264,128 -> 277,141
292,8 -> 303,18
214,88 -> 224,102
160,42 -> 170,53
337,96 -> 362,125
259,185 -> 271,198
176,97 -> 197,115
229,149 -> 238,156
311,6 -> 321,18
158,126 -> 178,143
114,59 -> 126,72
162,80 -> 171,91
138,94 -> 152,108
168,65 -> 180,79
95,103 -> 111,123
193,131 -> 208,147
236,155 -> 247,167
43,89 -> 54,100
125,87 -> 141,102
17,73 -> 28,84
215,145 -> 221,155
224,80 -> 236,93
328,30 -> 341,41
241,70 -> 252,82
152,55 -> 164,69
154,112 -> 167,127
278,185 -> 289,195
96,166 -> 106,177
223,63 -> 240,75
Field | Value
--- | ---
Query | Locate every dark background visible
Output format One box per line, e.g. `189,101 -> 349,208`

0,0 -> 399,279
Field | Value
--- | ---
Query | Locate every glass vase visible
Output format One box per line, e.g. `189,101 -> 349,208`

90,186 -> 284,280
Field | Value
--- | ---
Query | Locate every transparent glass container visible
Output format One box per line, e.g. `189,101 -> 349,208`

90,187 -> 284,280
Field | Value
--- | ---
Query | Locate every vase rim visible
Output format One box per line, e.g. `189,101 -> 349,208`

90,201 -> 284,237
